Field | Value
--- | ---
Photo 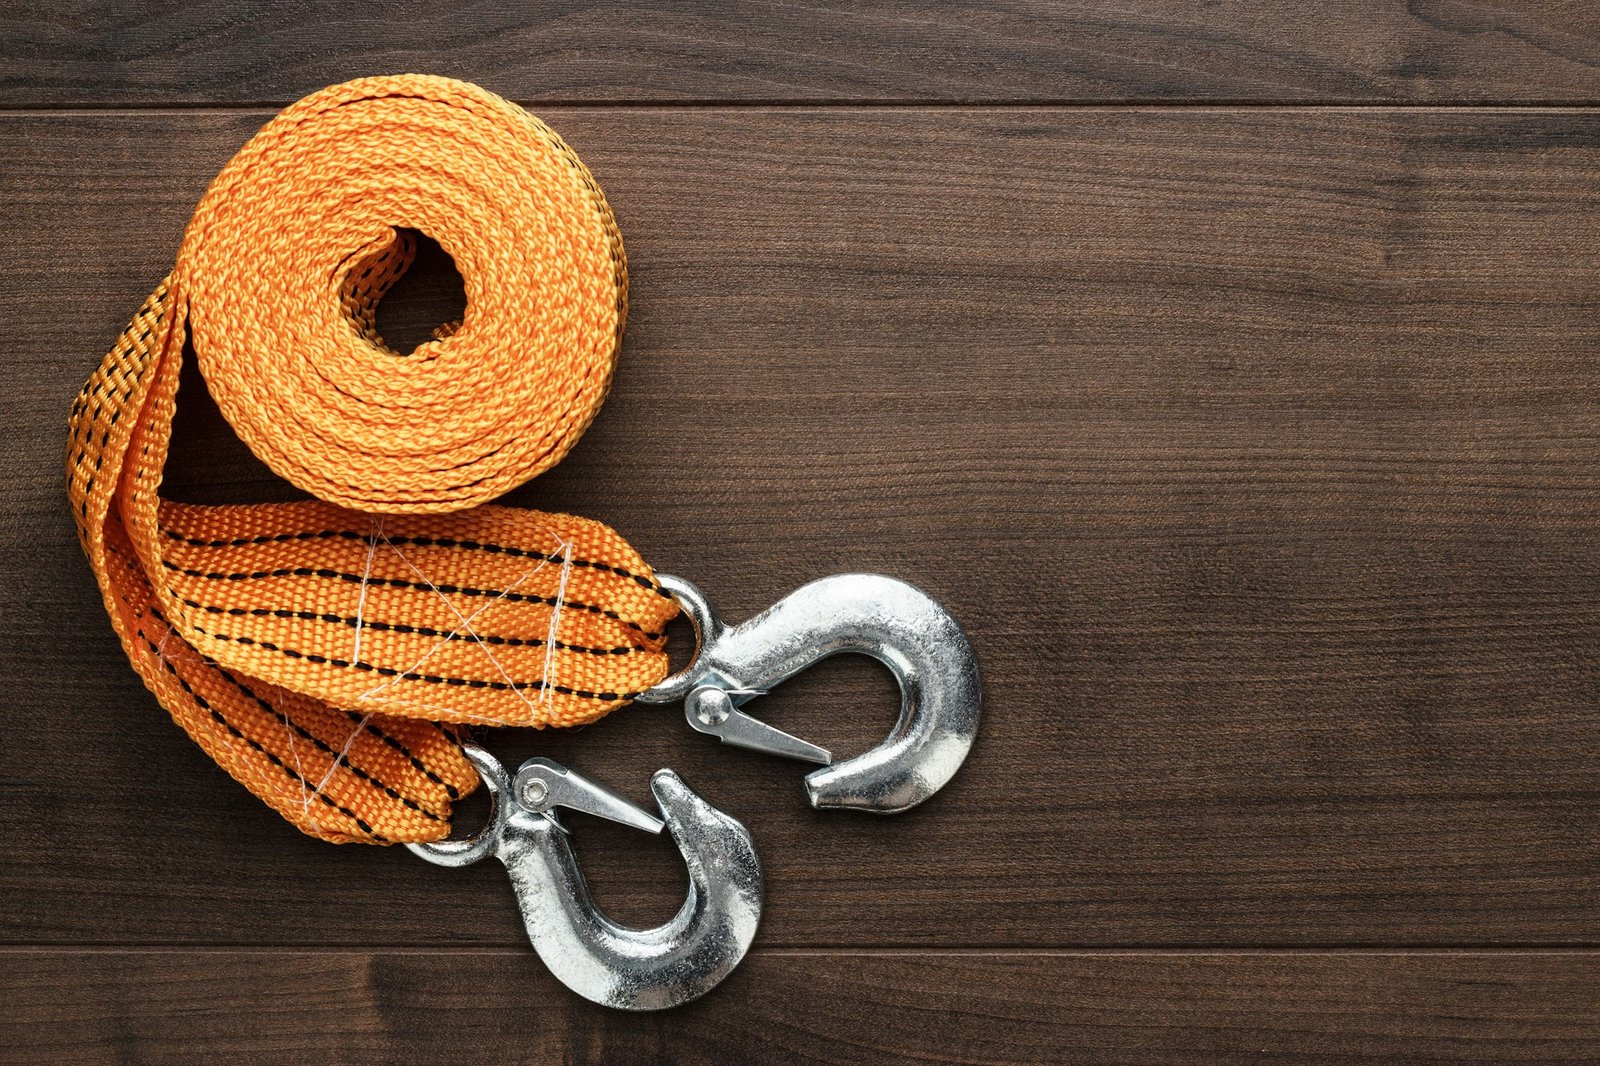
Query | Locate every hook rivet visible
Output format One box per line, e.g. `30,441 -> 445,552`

691,688 -> 731,727
520,776 -> 548,807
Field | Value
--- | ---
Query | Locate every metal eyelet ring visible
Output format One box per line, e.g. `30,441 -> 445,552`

636,574 -> 718,704
406,743 -> 509,868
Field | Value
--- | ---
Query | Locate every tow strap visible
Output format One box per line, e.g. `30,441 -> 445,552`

66,75 -> 678,845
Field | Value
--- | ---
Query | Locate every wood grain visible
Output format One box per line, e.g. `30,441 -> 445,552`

4,2 -> 1600,107
9,0 -> 1600,1043
4,108 -> 1600,957
4,949 -> 1597,1065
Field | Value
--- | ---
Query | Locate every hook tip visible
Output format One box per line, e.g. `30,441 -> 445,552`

647,768 -> 691,810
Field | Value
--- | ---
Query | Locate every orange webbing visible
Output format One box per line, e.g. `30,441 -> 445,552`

64,76 -> 677,845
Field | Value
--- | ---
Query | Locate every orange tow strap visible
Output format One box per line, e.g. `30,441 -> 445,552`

65,75 -> 678,845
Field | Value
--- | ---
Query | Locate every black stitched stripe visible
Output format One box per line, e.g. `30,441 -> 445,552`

192,625 -> 640,702
76,314 -> 159,516
175,596 -> 644,656
143,605 -> 447,823
358,714 -> 463,800
168,621 -> 465,803
133,623 -> 387,842
111,544 -> 458,804
212,667 -> 446,824
160,525 -> 667,594
160,558 -> 667,634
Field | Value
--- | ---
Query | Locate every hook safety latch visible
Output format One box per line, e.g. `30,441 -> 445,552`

636,573 -> 981,814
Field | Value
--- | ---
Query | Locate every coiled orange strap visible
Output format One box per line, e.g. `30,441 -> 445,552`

65,75 -> 678,845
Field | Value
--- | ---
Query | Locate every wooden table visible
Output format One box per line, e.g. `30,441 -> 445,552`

3,4 -> 1599,1062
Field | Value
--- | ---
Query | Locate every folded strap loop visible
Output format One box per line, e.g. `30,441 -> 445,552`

66,76 -> 674,845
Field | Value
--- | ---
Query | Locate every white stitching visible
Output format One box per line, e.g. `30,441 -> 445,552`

350,515 -> 384,665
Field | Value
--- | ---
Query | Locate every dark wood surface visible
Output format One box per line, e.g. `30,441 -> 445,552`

4,5 -> 1600,1064
4,1 -> 1600,106
5,949 -> 1596,1064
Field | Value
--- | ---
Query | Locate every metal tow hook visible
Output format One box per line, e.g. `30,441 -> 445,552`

638,573 -> 982,813
409,745 -> 763,1010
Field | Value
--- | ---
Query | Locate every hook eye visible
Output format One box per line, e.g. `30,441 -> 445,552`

637,574 -> 721,704
407,743 -> 510,868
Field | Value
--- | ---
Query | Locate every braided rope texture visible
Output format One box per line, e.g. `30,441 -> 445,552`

65,76 -> 677,844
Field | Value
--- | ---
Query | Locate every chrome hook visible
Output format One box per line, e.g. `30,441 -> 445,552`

637,573 -> 982,814
408,744 -> 763,1010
